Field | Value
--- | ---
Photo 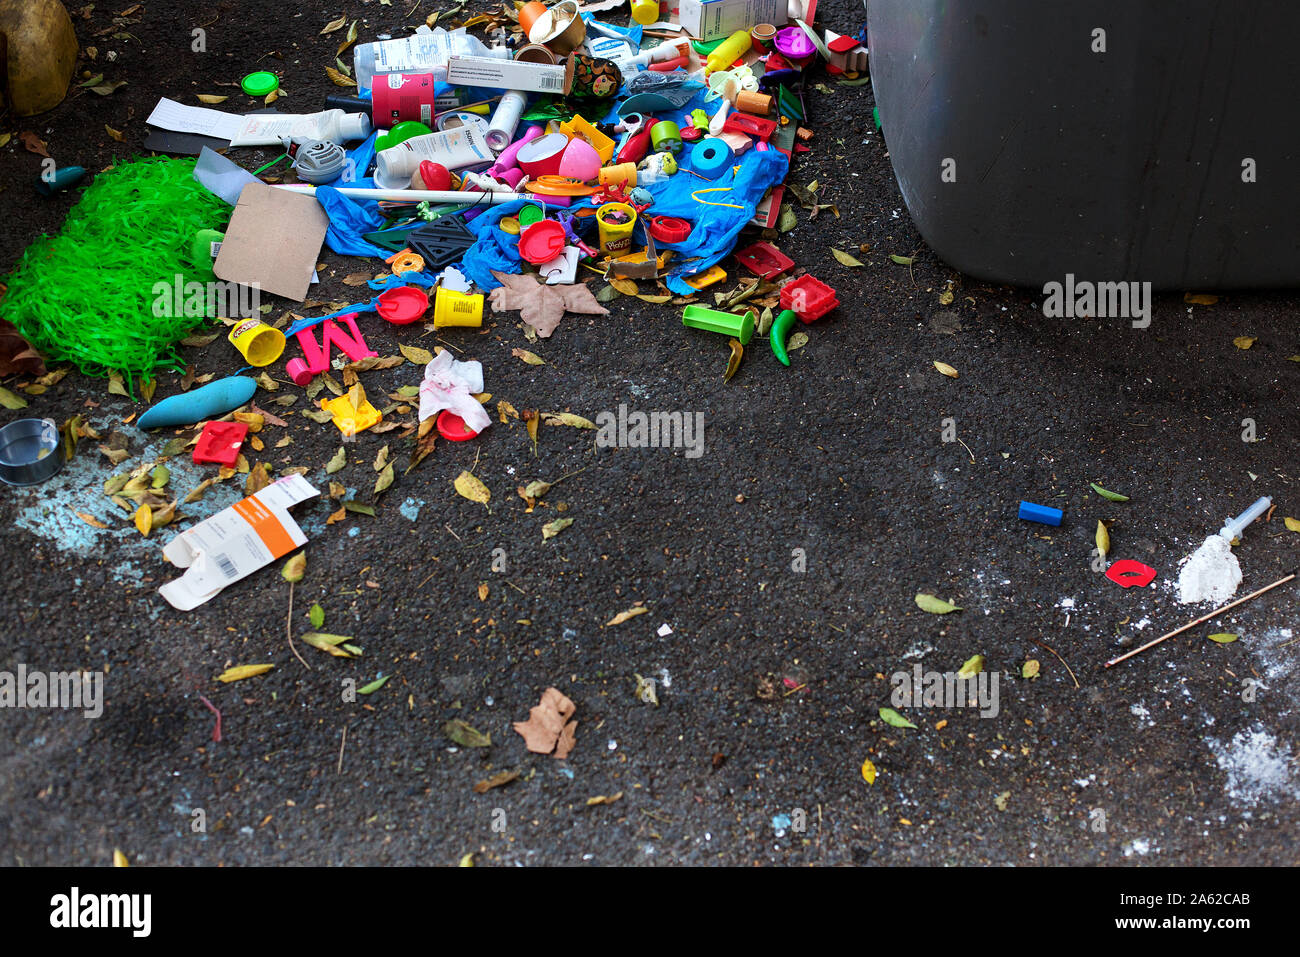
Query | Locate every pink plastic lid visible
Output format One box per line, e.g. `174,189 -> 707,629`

376,286 -> 429,325
518,220 -> 567,264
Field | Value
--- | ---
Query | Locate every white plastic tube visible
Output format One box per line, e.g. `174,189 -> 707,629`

273,184 -> 526,204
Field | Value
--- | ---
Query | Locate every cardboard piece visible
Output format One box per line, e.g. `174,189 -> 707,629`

158,475 -> 319,610
214,183 -> 329,303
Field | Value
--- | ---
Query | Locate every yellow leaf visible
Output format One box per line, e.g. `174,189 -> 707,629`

608,277 -> 639,296
281,551 -> 306,583
459,852 -> 475,867
454,470 -> 490,504
1096,520 -> 1110,558
320,15 -> 347,34
216,664 -> 275,683
512,348 -> 546,366
105,125 -> 125,142
76,511 -> 109,529
933,360 -> 958,378
724,338 -> 743,381
606,606 -> 648,626
233,411 -> 264,432
196,94 -> 228,104
133,504 -> 152,537
477,583 -> 489,601
325,66 -> 357,87
1233,335 -> 1256,350
861,757 -> 877,785
113,849 -> 129,867
399,343 -> 434,365
831,247 -> 864,267
245,461 -> 270,495
939,288 -> 954,305
540,411 -> 595,428
1284,517 -> 1300,532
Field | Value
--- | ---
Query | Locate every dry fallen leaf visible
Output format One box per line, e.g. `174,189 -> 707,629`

606,606 -> 648,626
1233,335 -> 1256,350
216,664 -> 275,683
512,348 -> 546,366
453,470 -> 490,504
933,360 -> 959,378
513,687 -> 578,758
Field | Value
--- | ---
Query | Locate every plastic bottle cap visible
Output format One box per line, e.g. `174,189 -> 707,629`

648,216 -> 691,243
241,71 -> 279,97
518,220 -> 567,264
376,120 -> 433,153
518,204 -> 545,228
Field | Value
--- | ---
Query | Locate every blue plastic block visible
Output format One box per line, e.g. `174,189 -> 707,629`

1019,501 -> 1063,526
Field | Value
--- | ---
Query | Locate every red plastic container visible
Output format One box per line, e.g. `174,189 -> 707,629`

779,275 -> 838,322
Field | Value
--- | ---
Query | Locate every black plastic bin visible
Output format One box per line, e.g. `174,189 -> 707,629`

868,1 -> 1300,289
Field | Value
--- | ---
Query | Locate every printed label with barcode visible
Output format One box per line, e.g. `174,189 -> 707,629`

215,553 -> 239,579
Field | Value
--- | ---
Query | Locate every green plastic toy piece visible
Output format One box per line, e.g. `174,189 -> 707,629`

777,85 -> 804,122
769,309 -> 798,366
682,305 -> 755,345
691,37 -> 727,56
241,71 -> 279,97
690,109 -> 710,130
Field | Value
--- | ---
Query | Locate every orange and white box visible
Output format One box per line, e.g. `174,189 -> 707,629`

159,474 -> 319,610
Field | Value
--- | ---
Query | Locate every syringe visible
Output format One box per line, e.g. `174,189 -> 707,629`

1219,495 -> 1272,542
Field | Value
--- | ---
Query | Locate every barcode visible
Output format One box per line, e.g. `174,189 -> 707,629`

215,553 -> 238,579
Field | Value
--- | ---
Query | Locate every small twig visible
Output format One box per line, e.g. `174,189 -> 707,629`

1032,638 -> 1079,689
505,579 -> 527,595
286,581 -> 311,671
956,437 -> 975,464
444,523 -> 462,541
197,695 -> 223,743
782,682 -> 808,697
336,724 -> 348,774
1105,570 -> 1297,668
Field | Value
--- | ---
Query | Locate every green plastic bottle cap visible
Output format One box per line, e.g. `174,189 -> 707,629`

241,71 -> 280,97
518,204 -> 544,228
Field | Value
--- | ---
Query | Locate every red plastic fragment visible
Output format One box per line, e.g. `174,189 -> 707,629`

735,241 -> 794,279
193,421 -> 249,467
722,113 -> 778,141
1105,560 -> 1157,589
779,274 -> 839,322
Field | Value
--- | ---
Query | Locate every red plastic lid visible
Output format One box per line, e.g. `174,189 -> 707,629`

437,410 -> 480,441
376,286 -> 429,325
680,125 -> 703,142
648,216 -> 692,243
518,219 -> 566,265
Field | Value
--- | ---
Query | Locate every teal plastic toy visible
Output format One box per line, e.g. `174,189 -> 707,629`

137,376 -> 258,429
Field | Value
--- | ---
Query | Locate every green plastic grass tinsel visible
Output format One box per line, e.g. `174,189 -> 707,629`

1,156 -> 232,381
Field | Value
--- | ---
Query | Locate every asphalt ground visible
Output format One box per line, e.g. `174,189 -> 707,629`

0,0 -> 1297,867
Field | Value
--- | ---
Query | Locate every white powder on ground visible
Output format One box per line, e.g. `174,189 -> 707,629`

1177,535 -> 1242,604
1206,726 -> 1299,806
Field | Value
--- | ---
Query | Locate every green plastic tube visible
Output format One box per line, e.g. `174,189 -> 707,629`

682,305 -> 755,345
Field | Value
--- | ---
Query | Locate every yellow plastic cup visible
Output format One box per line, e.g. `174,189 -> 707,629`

433,287 -> 484,328
227,318 -> 286,366
596,202 -> 638,255
598,162 -> 637,188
